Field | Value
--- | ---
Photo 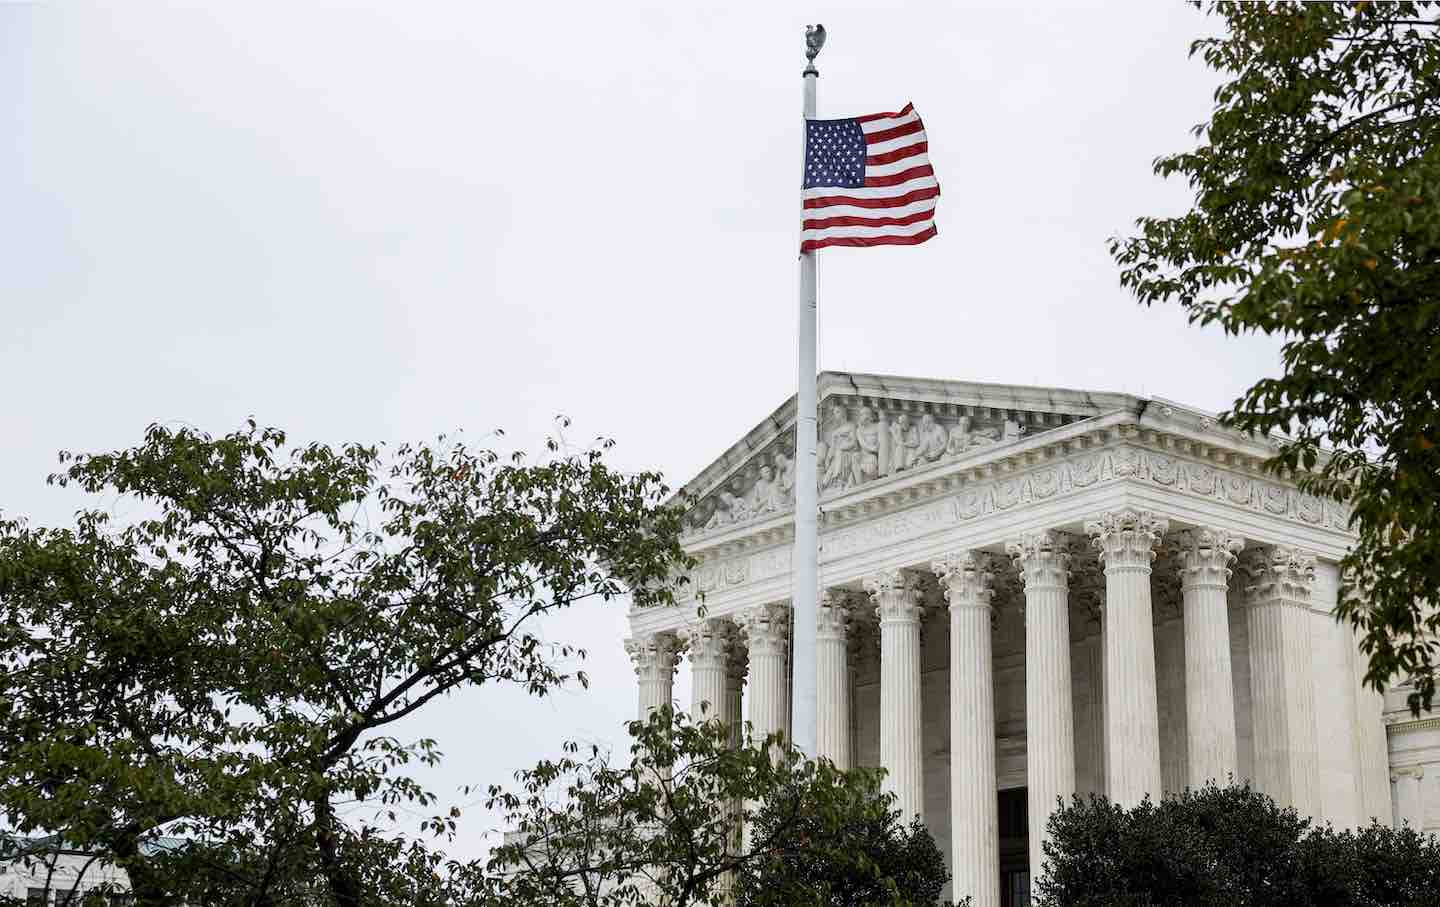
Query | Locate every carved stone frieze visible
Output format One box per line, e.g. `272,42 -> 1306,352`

684,396 -> 1041,536
670,446 -> 1354,606
817,401 -> 1020,495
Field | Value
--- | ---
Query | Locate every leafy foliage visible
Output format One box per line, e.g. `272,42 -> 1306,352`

734,808 -> 949,907
1035,783 -> 1440,907
1110,2 -> 1440,710
0,421 -> 690,905
484,707 -> 946,907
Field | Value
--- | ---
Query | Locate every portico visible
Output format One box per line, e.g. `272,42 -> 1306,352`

625,373 -> 1397,905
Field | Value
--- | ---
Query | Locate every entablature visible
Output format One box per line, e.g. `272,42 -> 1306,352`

631,409 -> 1356,640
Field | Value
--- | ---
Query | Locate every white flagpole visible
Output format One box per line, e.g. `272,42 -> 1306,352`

791,24 -> 824,758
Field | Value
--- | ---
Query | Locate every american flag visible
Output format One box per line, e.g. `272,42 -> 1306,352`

800,102 -> 938,253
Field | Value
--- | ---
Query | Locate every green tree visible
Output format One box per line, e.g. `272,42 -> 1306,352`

485,707 -> 948,907
1035,783 -> 1440,907
0,421 -> 690,906
1110,2 -> 1440,711
733,808 -> 950,907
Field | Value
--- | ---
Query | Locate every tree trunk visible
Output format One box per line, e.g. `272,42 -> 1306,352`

312,794 -> 363,907
111,833 -> 173,907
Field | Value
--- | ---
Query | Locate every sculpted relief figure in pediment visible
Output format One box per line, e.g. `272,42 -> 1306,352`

697,448 -> 797,531
819,403 -> 1012,494
687,396 -> 1041,536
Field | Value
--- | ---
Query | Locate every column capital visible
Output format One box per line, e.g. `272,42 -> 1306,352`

735,602 -> 791,656
1241,545 -> 1317,606
864,568 -> 926,623
932,550 -> 997,610
1006,530 -> 1073,590
1085,509 -> 1169,570
1170,527 -> 1244,591
679,618 -> 735,668
817,590 -> 856,641
624,632 -> 681,681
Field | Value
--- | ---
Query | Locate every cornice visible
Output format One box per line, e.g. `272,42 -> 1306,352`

671,374 -> 1306,526
824,371 -> 1139,416
1388,716 -> 1440,736
678,409 -> 1351,562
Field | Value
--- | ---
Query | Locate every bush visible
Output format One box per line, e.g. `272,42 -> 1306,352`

733,805 -> 952,907
1035,783 -> 1440,907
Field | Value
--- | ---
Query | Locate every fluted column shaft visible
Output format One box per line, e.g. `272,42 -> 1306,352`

1007,531 -> 1075,885
1075,625 -> 1105,797
1352,627 -> 1394,826
934,552 -> 999,907
737,603 -> 791,747
682,620 -> 733,728
626,633 -> 681,907
1391,766 -> 1425,829
1086,509 -> 1167,807
866,569 -> 926,822
1243,546 -> 1320,816
1155,611 -> 1188,794
625,633 -> 680,719
816,592 -> 854,768
1173,528 -> 1243,788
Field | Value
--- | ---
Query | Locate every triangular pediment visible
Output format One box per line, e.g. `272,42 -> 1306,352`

679,372 -> 1142,536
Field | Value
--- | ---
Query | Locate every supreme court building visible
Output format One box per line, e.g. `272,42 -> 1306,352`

623,372 -> 1440,906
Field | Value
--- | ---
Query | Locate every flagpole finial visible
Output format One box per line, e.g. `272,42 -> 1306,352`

804,23 -> 825,75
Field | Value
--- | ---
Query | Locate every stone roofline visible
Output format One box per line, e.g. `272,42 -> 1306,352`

671,371 -> 1145,507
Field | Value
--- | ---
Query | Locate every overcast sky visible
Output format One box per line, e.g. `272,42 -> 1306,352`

4,1 -> 1283,861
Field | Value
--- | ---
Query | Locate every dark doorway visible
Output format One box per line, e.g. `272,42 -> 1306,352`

998,787 -> 1030,907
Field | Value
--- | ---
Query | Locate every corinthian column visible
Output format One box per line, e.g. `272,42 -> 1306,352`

1085,509 -> 1168,807
864,568 -> 926,822
816,591 -> 854,769
736,602 -> 791,747
1172,527 -> 1243,788
680,619 -> 733,728
1242,546 -> 1321,816
624,632 -> 680,720
1007,531 -> 1076,884
933,551 -> 1000,907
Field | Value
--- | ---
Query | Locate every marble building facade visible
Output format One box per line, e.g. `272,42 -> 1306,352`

623,372 -> 1435,906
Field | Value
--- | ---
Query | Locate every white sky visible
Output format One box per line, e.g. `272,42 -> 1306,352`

4,1 -> 1283,863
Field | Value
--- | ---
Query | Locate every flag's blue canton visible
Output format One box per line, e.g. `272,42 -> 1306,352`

804,118 -> 865,189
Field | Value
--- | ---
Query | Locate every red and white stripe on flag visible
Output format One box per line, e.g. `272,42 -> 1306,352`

800,102 -> 938,253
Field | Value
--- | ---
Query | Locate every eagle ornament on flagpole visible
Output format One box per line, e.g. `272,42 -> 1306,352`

790,24 -> 939,761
